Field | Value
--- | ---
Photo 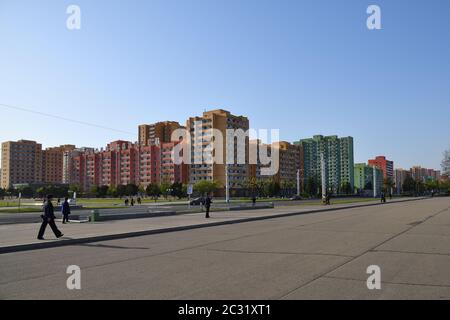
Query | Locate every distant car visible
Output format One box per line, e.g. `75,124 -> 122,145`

290,195 -> 302,201
190,197 -> 205,205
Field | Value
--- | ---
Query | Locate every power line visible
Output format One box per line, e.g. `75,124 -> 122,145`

0,102 -> 135,136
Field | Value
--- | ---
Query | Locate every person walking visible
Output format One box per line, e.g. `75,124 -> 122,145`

251,195 -> 256,206
61,197 -> 71,224
326,193 -> 331,205
131,198 -> 135,206
137,197 -> 141,205
37,195 -> 63,240
205,194 -> 212,219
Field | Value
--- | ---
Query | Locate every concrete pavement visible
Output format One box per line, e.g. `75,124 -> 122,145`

0,197 -> 449,299
0,197 -> 421,253
0,197 -> 384,225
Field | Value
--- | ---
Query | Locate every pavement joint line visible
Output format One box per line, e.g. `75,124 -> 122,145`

0,232 -> 266,286
5,210 -> 378,289
0,218 -> 320,285
0,197 -> 430,255
276,201 -> 450,300
0,201 -> 426,287
322,275 -> 450,288
370,249 -> 450,256
205,248 -> 354,258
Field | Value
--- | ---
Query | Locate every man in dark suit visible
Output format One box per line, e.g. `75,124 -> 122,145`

37,194 -> 64,240
205,195 -> 212,219
61,197 -> 71,224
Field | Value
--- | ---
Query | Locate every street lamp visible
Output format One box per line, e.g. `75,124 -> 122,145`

225,163 -> 230,203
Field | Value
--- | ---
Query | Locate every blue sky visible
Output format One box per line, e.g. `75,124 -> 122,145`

0,0 -> 449,169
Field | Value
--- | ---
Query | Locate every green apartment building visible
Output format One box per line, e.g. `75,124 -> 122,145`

294,135 -> 354,194
354,163 -> 383,196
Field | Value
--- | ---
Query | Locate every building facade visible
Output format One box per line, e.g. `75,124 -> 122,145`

68,140 -> 188,192
354,163 -> 383,196
187,109 -> 249,194
394,168 -> 411,194
272,141 -> 302,185
294,135 -> 354,194
42,145 -> 76,184
1,140 -> 43,189
368,156 -> 394,180
410,166 -> 441,183
138,121 -> 182,147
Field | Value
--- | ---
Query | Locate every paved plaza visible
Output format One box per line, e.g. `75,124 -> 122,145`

1,197 -> 449,299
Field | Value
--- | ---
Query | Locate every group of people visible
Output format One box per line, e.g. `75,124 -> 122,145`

37,194 -> 70,240
124,197 -> 142,206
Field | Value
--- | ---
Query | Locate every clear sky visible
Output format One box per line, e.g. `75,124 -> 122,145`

0,0 -> 449,170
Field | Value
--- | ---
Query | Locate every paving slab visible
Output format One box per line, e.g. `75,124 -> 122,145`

0,198 -> 424,254
1,197 -> 449,299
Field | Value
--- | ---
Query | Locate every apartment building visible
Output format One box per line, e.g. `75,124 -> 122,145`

1,140 -> 43,189
394,168 -> 411,194
42,145 -> 76,184
294,135 -> 354,193
354,163 -> 383,196
187,109 -> 249,194
410,166 -> 441,182
68,140 -> 188,191
272,141 -> 302,184
138,121 -> 182,147
368,156 -> 394,180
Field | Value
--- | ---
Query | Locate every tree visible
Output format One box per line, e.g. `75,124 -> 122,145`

341,182 -> 353,195
107,186 -> 118,198
90,185 -> 99,197
442,150 -> 450,177
194,180 -> 219,196
265,179 -> 281,197
146,184 -> 161,201
116,185 -> 127,198
402,176 -> 416,193
69,184 -> 81,194
305,176 -> 318,197
0,187 -> 5,199
18,186 -> 34,198
36,187 -> 46,198
171,182 -> 184,199
242,178 -> 260,196
160,182 -> 172,200
125,184 -> 138,196
7,187 -> 18,197
98,185 -> 109,198
383,177 -> 395,194
281,180 -> 296,197
425,179 -> 439,192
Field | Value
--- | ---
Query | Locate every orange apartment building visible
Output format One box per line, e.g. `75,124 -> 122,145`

42,145 -> 76,184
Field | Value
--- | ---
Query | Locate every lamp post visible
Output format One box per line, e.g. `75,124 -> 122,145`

225,164 -> 230,203
321,153 -> 326,203
373,166 -> 377,198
